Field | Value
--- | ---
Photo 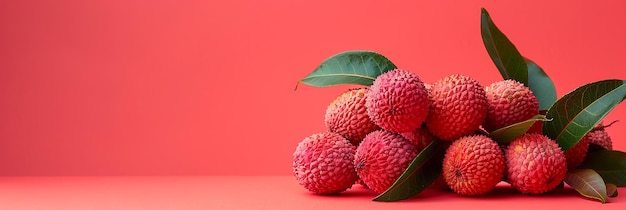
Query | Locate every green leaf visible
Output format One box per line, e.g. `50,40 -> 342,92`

373,139 -> 445,202
564,169 -> 607,203
297,50 -> 396,88
543,80 -> 626,150
606,184 -> 618,198
480,8 -> 528,84
525,58 -> 557,110
579,150 -> 626,187
489,115 -> 550,143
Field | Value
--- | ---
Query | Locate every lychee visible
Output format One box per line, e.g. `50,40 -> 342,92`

325,88 -> 380,145
483,80 -> 539,132
365,69 -> 429,133
443,135 -> 504,196
506,133 -> 567,194
354,130 -> 418,194
586,123 -> 614,150
564,135 -> 590,170
399,124 -> 435,151
292,132 -> 358,194
426,74 -> 488,140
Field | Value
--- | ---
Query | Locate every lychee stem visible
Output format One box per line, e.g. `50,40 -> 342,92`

592,120 -> 619,131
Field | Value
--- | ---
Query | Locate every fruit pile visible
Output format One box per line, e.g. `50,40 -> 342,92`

292,8 -> 625,203
294,70 -> 614,195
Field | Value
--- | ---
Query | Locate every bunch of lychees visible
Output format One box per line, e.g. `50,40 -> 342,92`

293,69 -> 615,196
293,8 -> 623,203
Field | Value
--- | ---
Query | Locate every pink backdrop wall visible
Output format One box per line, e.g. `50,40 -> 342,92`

0,0 -> 624,175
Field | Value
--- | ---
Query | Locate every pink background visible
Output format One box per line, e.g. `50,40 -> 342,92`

0,0 -> 625,176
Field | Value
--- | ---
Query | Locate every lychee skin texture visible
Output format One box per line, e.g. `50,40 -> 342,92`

365,69 -> 429,133
586,129 -> 613,150
565,135 -> 590,170
443,135 -> 504,196
427,74 -> 488,141
354,130 -> 418,194
483,80 -> 539,132
325,88 -> 380,145
399,125 -> 435,151
292,132 -> 358,194
506,133 -> 567,194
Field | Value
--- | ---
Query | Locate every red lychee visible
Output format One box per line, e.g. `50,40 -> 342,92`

325,88 -> 380,145
506,133 -> 567,194
587,122 -> 615,150
365,69 -> 429,133
483,80 -> 539,132
292,132 -> 358,194
443,135 -> 505,196
427,74 -> 488,141
354,130 -> 418,194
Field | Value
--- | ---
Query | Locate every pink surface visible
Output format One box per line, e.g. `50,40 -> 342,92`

0,176 -> 624,209
0,0 -> 625,176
